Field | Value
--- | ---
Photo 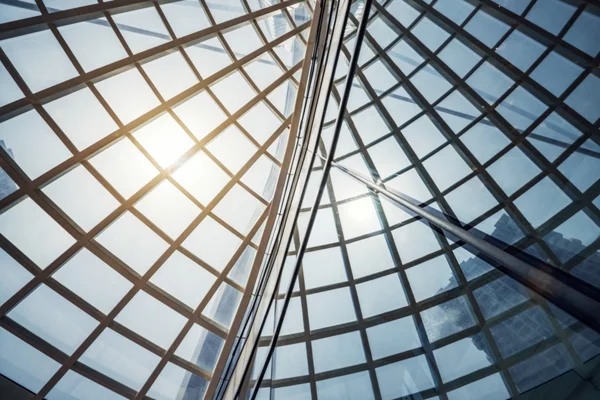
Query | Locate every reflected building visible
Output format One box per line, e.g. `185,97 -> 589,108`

0,140 -> 17,198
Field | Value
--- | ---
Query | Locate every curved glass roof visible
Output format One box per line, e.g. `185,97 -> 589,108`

225,0 -> 600,399
2,0 -> 600,399
0,0 -> 313,398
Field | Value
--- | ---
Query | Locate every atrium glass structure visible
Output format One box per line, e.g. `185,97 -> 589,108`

0,0 -> 599,400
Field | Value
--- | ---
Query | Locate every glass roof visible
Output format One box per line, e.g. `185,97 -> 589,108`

2,0 -> 600,399
223,0 -> 600,399
0,0 -> 313,398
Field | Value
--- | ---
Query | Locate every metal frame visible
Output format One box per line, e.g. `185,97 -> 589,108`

228,0 -> 600,399
0,0 -> 317,398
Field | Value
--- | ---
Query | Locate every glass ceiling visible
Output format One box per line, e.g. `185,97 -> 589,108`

1,0 -> 600,399
220,0 -> 600,399
0,0 -> 313,399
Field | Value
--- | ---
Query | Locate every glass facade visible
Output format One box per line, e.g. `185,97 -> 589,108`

0,1 -> 599,400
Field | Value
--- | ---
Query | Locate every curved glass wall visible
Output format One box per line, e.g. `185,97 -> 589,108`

0,0 -> 313,399
226,0 -> 600,399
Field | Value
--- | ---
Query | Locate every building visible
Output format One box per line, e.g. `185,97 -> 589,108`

0,1 -> 599,400
0,140 -> 17,199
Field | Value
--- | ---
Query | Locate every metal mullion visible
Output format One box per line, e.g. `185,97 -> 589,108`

244,1 -> 363,397
214,5 -> 334,395
198,0 -> 291,144
131,207 -> 270,399
0,317 -> 138,398
148,2 -> 286,172
292,230 -> 318,399
0,0 -> 305,122
319,146 -> 383,399
240,0 -> 300,84
0,0 -> 161,39
149,0 -> 284,171
33,203 -> 269,400
407,0 -> 599,141
0,21 -> 306,222
49,4 -> 268,271
469,0 -> 597,66
339,39 -> 462,228
436,231 -> 521,396
373,2 -> 600,271
0,62 -> 301,335
361,11 -> 576,272
330,155 -> 600,331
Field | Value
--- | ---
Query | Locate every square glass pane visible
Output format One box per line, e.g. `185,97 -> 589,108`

95,68 -> 160,125
496,30 -> 545,71
135,180 -> 200,239
406,255 -> 456,302
0,109 -> 72,179
0,248 -> 32,306
302,247 -> 347,289
183,216 -> 242,272
402,115 -> 446,158
58,18 -> 128,72
531,51 -> 583,97
411,17 -> 449,52
1,30 -> 78,92
140,115 -> 198,168
148,362 -> 208,400
306,287 -> 356,330
312,331 -> 366,373
0,327 -> 61,393
464,10 -> 510,48
392,221 -> 441,263
439,38 -> 481,78
48,370 -> 125,400
421,295 -> 476,342
316,371 -> 374,400
95,211 -> 169,276
487,147 -> 540,196
146,50 -> 199,98
113,7 -> 171,53
80,328 -> 161,390
160,0 -> 210,38
0,197 -> 75,268
423,145 -> 471,192
367,316 -> 421,359
447,373 -> 509,400
525,0 -> 575,35
44,87 -> 118,150
201,283 -> 241,328
347,234 -> 396,279
210,72 -> 256,113
514,177 -> 571,228
175,323 -> 224,372
173,151 -> 229,206
115,290 -> 187,349
357,273 -> 408,318
376,355 -> 435,399
150,250 -> 216,309
338,196 -> 382,239
8,284 -> 98,354
89,138 -> 158,199
207,125 -> 258,174
434,334 -> 493,382
53,248 -> 132,315
43,165 -> 119,231
565,73 -> 600,123
213,184 -> 265,235
173,91 -> 227,141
